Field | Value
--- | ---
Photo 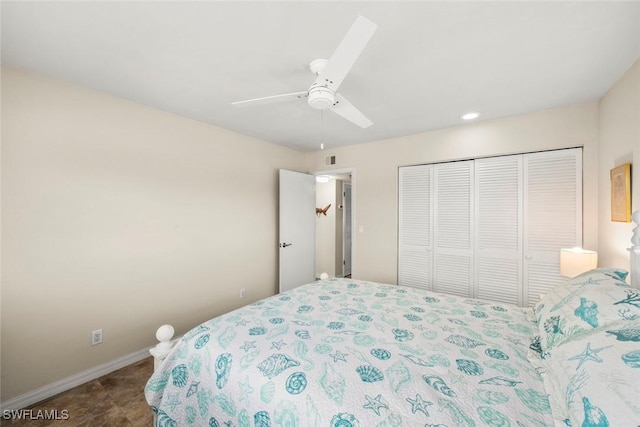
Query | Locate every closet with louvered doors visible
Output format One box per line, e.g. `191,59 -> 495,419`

398,148 -> 582,306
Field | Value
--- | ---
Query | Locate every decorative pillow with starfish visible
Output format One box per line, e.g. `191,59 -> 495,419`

532,268 -> 635,354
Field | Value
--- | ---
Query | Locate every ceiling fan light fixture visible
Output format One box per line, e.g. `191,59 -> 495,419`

309,58 -> 329,75
308,86 -> 335,110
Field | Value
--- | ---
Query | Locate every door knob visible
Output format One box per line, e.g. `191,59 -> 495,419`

280,242 -> 293,248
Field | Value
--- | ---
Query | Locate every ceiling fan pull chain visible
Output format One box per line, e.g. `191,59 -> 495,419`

321,109 -> 325,150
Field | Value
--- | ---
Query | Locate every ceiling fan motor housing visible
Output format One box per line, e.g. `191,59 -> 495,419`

308,86 -> 335,110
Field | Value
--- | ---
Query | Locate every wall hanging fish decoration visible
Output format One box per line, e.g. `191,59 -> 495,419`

316,204 -> 331,216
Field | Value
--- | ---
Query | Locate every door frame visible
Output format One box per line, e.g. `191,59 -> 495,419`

342,181 -> 352,277
312,167 -> 356,278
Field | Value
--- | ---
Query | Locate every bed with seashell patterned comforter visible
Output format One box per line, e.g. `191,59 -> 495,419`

145,277 -> 560,426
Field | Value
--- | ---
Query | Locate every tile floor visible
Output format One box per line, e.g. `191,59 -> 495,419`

3,358 -> 154,426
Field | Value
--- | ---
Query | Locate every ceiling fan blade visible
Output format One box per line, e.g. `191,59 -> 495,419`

331,93 -> 373,128
312,16 -> 377,93
231,91 -> 308,107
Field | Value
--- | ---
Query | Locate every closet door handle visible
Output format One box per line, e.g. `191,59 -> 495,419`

280,242 -> 293,248
525,254 -> 533,260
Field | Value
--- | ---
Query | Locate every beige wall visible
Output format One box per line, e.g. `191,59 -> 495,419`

0,68 -> 305,401
598,59 -> 640,270
306,102 -> 600,284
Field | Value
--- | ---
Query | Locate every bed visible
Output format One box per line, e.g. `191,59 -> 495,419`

146,212 -> 640,426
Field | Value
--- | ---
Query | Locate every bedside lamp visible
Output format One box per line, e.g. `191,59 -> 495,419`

560,247 -> 598,277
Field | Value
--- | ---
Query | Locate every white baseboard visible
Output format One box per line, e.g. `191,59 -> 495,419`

1,346 -> 152,411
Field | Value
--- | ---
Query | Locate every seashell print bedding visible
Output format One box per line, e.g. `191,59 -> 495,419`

145,278 -> 554,426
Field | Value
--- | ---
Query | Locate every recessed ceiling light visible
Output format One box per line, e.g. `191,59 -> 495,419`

461,112 -> 480,121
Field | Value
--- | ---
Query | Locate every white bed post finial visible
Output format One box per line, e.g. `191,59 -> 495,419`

630,210 -> 640,290
150,324 -> 175,372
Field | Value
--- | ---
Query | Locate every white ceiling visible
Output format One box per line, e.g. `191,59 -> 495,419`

3,1 -> 639,152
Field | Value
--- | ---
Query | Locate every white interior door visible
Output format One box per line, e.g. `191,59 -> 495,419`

524,148 -> 582,305
474,155 -> 523,305
279,169 -> 316,293
398,165 -> 433,290
433,161 -> 474,297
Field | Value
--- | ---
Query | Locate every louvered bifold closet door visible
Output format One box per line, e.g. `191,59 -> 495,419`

474,156 -> 523,305
524,148 -> 582,306
398,165 -> 432,289
433,161 -> 474,297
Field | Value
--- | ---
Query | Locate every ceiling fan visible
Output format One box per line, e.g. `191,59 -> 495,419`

231,16 -> 377,129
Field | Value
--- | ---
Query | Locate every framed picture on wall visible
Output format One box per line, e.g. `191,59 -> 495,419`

611,163 -> 631,222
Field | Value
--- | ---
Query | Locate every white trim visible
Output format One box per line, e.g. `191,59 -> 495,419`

342,181 -> 352,278
0,347 -> 151,411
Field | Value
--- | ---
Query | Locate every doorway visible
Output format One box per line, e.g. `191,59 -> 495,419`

313,168 -> 355,279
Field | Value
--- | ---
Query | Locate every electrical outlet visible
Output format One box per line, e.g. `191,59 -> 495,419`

240,288 -> 246,299
91,329 -> 103,346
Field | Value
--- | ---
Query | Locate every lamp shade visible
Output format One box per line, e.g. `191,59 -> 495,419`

560,248 -> 598,277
